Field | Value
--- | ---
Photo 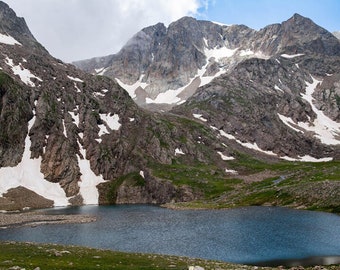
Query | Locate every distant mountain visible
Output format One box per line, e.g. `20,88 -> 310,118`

74,14 -> 340,112
1,1 -> 340,212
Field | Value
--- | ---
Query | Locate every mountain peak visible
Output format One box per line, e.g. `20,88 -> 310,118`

291,13 -> 308,20
0,1 -> 34,41
0,1 -> 48,53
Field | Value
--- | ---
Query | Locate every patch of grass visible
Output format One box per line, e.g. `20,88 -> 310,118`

150,162 -> 242,199
0,241 -> 285,270
157,153 -> 340,213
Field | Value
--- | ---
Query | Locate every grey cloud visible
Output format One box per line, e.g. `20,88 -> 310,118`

3,0 -> 201,62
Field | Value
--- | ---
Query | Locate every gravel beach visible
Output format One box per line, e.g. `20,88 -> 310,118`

0,211 -> 96,228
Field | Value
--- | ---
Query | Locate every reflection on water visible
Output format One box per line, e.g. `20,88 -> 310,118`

0,205 -> 340,266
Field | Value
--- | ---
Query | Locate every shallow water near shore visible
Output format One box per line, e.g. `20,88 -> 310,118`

0,205 -> 340,266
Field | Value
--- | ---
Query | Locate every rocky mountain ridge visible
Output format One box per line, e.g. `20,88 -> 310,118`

74,14 -> 340,112
0,1 -> 339,211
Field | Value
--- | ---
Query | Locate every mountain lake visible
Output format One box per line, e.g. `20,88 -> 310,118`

0,205 -> 340,266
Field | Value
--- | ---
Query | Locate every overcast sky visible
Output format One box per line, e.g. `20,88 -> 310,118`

3,0 -> 340,63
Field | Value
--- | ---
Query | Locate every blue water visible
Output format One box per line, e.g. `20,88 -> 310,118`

0,205 -> 340,265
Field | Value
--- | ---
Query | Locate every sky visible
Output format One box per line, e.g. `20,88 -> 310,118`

3,0 -> 340,63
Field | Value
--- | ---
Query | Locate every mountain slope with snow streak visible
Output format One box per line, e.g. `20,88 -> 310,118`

278,77 -> 340,145
1,3 -> 340,211
0,115 -> 69,206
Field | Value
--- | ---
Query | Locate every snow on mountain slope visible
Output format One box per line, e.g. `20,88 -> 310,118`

4,56 -> 42,87
0,33 -> 21,46
278,77 -> 340,145
77,137 -> 106,205
0,114 -> 69,206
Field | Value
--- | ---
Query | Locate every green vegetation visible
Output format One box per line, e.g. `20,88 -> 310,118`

151,151 -> 340,213
151,162 -> 242,199
1,241 -> 339,270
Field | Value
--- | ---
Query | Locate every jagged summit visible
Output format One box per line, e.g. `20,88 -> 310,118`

74,14 -> 340,111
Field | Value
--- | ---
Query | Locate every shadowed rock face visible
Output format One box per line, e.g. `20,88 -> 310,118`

0,2 -> 340,210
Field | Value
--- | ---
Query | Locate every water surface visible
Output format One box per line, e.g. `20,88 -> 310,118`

0,205 -> 340,266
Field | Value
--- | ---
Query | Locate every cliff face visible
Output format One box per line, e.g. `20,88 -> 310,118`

0,2 -> 340,211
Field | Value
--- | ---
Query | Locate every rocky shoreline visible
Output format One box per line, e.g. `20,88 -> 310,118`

0,211 -> 96,228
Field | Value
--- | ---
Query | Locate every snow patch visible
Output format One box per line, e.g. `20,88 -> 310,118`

280,53 -> 304,59
73,82 -> 81,93
146,88 -> 182,104
219,130 -> 277,156
205,45 -> 238,60
212,21 -> 231,27
99,113 -> 121,131
0,116 -> 69,206
279,77 -> 340,145
199,68 -> 226,87
67,75 -> 83,82
175,148 -> 185,155
94,89 -> 108,97
93,92 -> 105,97
5,57 -> 42,87
95,67 -> 104,73
217,151 -> 234,161
97,124 -> 108,137
281,155 -> 333,162
193,113 -> 207,122
69,111 -> 80,127
0,33 -> 21,45
274,85 -> 284,92
277,114 -> 303,133
225,168 -> 238,174
77,141 -> 105,204
129,117 -> 135,122
115,75 -> 149,99
239,49 -> 254,56
62,120 -> 67,137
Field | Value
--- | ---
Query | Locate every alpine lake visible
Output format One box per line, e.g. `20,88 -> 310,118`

1,205 -> 340,267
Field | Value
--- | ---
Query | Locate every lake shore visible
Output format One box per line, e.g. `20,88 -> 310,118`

0,211 -> 96,228
0,241 -> 340,270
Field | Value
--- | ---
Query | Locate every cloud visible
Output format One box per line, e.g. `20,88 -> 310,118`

4,0 -> 203,62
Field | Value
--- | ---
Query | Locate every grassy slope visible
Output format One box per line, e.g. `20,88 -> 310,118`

1,242 -> 339,270
0,241 -> 263,270
151,153 -> 340,213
